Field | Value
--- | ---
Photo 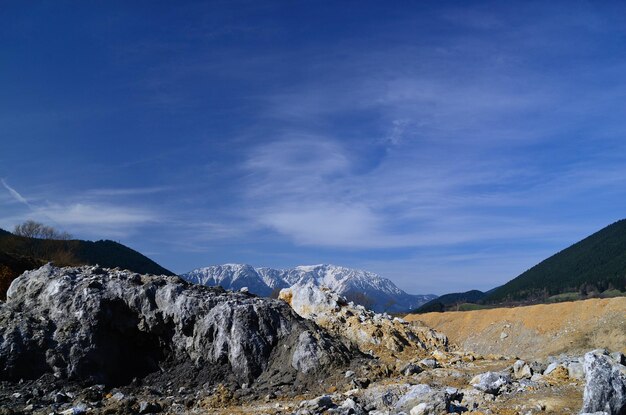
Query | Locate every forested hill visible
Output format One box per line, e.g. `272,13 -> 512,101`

483,219 -> 626,304
0,228 -> 174,298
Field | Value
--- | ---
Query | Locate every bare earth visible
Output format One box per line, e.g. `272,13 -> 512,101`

405,297 -> 626,359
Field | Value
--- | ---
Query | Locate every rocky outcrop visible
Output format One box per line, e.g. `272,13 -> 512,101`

0,265 -> 352,388
580,349 -> 626,415
279,283 -> 448,360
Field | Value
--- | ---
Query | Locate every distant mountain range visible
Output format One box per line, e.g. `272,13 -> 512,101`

0,228 -> 174,298
181,263 -> 436,312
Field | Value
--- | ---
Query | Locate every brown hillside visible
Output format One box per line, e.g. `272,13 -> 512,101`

405,297 -> 626,359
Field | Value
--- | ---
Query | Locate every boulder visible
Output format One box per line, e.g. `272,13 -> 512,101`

0,265 -> 352,387
394,384 -> 462,413
470,372 -> 512,395
580,350 -> 626,415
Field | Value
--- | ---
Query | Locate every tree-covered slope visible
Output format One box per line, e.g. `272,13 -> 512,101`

413,290 -> 485,313
483,219 -> 626,304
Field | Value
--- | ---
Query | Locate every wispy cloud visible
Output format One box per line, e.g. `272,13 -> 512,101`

0,181 -> 160,238
1,179 -> 33,209
84,186 -> 173,197
39,203 -> 156,227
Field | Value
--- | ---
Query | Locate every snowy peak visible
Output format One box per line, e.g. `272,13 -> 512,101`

183,264 -> 274,296
181,264 -> 436,312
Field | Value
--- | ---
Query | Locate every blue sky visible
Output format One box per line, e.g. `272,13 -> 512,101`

2,1 -> 626,294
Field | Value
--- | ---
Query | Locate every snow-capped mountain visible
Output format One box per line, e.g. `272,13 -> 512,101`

181,264 -> 436,312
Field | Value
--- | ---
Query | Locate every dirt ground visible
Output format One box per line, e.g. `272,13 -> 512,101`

405,297 -> 626,359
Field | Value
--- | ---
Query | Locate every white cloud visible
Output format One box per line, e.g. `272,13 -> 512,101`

40,203 -> 156,226
259,204 -> 380,247
0,181 -> 160,238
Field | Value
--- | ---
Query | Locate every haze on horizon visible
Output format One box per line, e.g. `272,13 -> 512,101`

2,1 -> 626,295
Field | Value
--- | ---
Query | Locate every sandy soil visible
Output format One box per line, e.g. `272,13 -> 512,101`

405,297 -> 626,359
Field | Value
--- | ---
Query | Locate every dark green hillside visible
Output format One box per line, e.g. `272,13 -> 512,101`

483,219 -> 626,304
414,290 -> 485,313
0,228 -> 174,299
69,239 -> 174,276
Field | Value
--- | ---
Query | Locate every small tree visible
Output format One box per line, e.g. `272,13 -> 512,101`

13,220 -> 71,240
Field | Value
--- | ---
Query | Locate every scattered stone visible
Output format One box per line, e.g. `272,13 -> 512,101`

544,362 -> 560,375
418,358 -> 438,369
513,360 -> 533,379
567,362 -> 585,380
529,361 -> 548,375
299,395 -> 335,411
400,363 -> 423,376
345,370 -> 355,378
394,384 -> 461,413
351,377 -> 371,389
59,403 -> 88,415
110,391 -> 125,401
530,373 -> 545,382
470,372 -> 512,395
336,397 -> 366,415
138,400 -> 161,414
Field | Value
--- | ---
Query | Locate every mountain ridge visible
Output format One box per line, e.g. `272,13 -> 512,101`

182,263 -> 436,312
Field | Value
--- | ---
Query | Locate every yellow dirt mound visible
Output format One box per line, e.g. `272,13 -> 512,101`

405,297 -> 626,359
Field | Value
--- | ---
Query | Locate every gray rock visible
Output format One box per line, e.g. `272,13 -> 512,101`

138,400 -> 161,413
0,265 -> 352,387
394,384 -> 461,413
544,362 -> 560,375
418,358 -> 438,369
111,391 -> 125,401
401,363 -> 423,376
334,397 -> 366,415
611,352 -> 626,366
59,403 -> 88,415
530,373 -> 545,382
291,331 -> 340,374
470,372 -> 512,395
529,360 -> 547,375
300,395 -> 335,410
513,360 -> 533,379
568,362 -> 585,380
359,384 -> 410,409
580,350 -> 626,415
